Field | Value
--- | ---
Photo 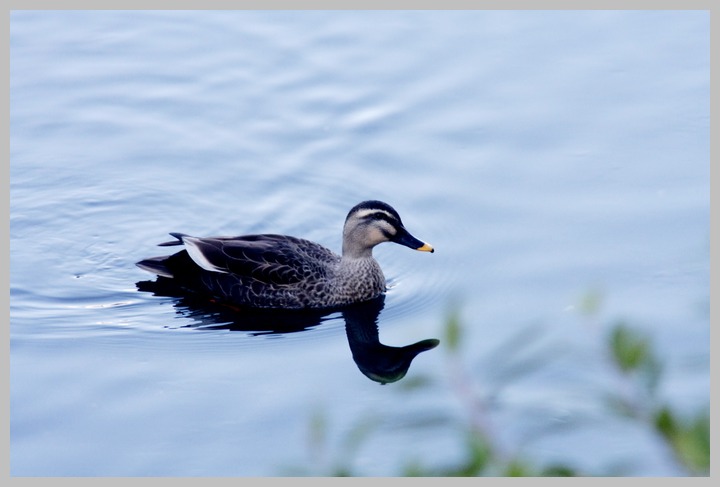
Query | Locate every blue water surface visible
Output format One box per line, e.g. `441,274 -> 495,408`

10,10 -> 709,476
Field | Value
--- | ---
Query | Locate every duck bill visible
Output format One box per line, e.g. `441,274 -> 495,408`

394,228 -> 434,253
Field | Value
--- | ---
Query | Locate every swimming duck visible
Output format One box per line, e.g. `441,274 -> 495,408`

136,200 -> 434,309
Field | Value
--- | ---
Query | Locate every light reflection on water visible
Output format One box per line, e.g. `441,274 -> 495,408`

10,10 -> 708,476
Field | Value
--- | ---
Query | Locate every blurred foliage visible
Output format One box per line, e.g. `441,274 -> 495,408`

610,323 -> 652,373
402,430 -> 578,477
578,287 -> 604,316
289,295 -> 709,477
443,305 -> 463,353
605,320 -> 708,476
655,406 -> 710,474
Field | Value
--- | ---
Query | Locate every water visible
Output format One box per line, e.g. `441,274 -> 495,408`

10,10 -> 709,476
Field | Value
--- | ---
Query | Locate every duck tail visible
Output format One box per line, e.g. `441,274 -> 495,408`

158,232 -> 189,247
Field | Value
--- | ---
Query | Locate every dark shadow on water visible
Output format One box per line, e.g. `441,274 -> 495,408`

136,278 -> 439,384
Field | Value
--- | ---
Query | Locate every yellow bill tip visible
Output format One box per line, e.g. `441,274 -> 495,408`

417,243 -> 434,253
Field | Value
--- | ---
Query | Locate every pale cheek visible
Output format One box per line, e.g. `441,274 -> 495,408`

369,227 -> 390,244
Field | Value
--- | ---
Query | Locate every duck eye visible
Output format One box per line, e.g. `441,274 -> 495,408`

381,228 -> 395,239
376,219 -> 397,237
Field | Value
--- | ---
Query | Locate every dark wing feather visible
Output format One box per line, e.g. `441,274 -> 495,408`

186,234 -> 339,285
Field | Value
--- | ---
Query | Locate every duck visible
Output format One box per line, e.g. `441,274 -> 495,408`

136,200 -> 434,309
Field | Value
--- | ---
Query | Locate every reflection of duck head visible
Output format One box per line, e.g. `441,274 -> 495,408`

342,296 -> 440,385
136,280 -> 439,383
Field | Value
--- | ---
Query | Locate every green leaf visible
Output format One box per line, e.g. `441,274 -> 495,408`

444,307 -> 462,353
609,322 -> 651,373
654,407 -> 710,474
654,406 -> 677,439
678,413 -> 710,473
504,459 -> 532,477
456,431 -> 494,476
541,465 -> 577,476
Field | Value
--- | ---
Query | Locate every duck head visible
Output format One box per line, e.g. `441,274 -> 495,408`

342,200 -> 434,258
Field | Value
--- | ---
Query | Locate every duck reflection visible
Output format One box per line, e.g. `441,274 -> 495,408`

136,278 -> 439,384
341,297 -> 439,384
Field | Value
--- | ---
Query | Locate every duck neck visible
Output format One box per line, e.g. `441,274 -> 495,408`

342,244 -> 374,259
342,226 -> 376,259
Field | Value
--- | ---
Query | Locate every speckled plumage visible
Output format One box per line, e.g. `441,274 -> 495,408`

136,200 -> 433,310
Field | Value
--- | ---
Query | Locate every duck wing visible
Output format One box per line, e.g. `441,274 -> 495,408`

173,233 -> 339,285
